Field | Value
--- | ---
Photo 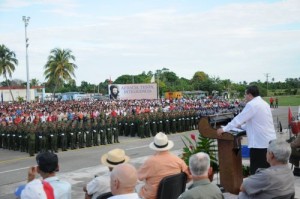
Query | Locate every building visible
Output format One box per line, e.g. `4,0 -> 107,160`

0,86 -> 45,102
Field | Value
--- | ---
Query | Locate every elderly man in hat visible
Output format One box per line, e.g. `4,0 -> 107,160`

83,148 -> 130,199
137,132 -> 191,199
17,151 -> 71,199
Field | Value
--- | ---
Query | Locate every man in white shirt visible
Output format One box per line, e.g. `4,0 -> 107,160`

19,152 -> 71,199
217,85 -> 276,174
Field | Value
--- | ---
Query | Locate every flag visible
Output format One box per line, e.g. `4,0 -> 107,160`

150,75 -> 155,83
288,107 -> 293,125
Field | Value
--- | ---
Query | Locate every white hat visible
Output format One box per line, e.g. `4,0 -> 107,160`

149,132 -> 174,151
101,148 -> 130,167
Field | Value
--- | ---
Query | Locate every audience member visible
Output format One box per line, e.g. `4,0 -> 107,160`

83,148 -> 130,199
238,139 -> 294,199
18,178 -> 54,199
137,132 -> 191,199
17,151 -> 71,199
178,152 -> 224,199
108,163 -> 139,199
290,134 -> 300,176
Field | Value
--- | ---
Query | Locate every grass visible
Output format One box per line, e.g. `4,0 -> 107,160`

263,95 -> 300,106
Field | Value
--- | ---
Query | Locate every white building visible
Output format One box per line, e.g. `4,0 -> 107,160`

0,86 -> 45,102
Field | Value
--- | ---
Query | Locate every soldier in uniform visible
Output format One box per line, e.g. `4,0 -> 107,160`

92,119 -> 99,146
0,121 -> 4,148
129,115 -> 136,137
77,120 -> 85,148
70,120 -> 78,149
163,112 -> 170,134
106,117 -> 113,144
6,123 -> 12,150
85,120 -> 93,147
117,115 -> 124,136
99,118 -> 106,145
181,113 -> 186,132
190,111 -> 196,130
157,113 -> 164,133
137,114 -> 145,138
1,122 -> 8,149
37,124 -> 47,153
18,123 -> 26,152
177,112 -> 182,133
185,111 -> 190,131
48,122 -> 58,153
27,124 -> 36,156
60,122 -> 68,151
112,117 -> 120,143
144,114 -> 151,137
123,115 -> 129,136
150,113 -> 157,136
170,112 -> 177,134
11,124 -> 18,151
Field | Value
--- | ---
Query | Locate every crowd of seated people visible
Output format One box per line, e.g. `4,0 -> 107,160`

15,130 -> 296,199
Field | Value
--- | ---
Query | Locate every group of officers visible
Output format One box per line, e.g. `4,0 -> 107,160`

0,106 -> 244,156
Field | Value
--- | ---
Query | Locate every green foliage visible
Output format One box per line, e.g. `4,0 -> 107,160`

181,133 -> 219,172
242,165 -> 250,177
30,78 -> 40,86
17,96 -> 24,102
0,44 -> 18,101
0,44 -> 18,78
263,95 -> 300,106
44,48 -> 77,95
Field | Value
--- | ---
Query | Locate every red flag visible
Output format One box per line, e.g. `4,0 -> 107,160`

288,107 -> 293,125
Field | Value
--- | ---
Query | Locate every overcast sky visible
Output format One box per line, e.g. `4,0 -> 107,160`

0,0 -> 299,85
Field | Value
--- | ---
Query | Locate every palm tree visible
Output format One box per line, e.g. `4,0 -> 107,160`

44,48 -> 77,99
0,44 -> 18,101
30,78 -> 40,86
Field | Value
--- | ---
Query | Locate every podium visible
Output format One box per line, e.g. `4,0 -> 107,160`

198,115 -> 246,194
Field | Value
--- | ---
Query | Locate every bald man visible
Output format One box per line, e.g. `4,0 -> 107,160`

108,163 -> 139,199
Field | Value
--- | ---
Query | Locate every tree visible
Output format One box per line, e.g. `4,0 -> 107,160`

192,71 -> 209,82
114,75 -> 135,84
44,48 -> 77,99
30,78 -> 40,86
0,44 -> 18,101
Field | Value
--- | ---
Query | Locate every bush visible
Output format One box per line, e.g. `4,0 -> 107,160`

181,133 -> 219,172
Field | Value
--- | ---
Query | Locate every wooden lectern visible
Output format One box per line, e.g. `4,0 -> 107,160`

198,114 -> 246,194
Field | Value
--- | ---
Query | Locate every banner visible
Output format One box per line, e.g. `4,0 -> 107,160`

108,83 -> 157,100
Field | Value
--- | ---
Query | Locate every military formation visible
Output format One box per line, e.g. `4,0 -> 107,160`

0,105 -> 245,156
0,116 -> 121,156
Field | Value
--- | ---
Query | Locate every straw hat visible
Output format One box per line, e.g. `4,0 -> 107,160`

149,132 -> 174,151
101,148 -> 130,167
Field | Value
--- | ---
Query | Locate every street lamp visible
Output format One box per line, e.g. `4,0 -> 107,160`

22,16 -> 30,102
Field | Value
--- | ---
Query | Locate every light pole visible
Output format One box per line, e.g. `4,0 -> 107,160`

156,72 -> 160,99
264,73 -> 270,97
23,16 -> 30,102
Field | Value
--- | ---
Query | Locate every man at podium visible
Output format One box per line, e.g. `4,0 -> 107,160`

217,85 -> 276,174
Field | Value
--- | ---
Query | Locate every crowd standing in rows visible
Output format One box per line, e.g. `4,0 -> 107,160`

0,97 -> 244,156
